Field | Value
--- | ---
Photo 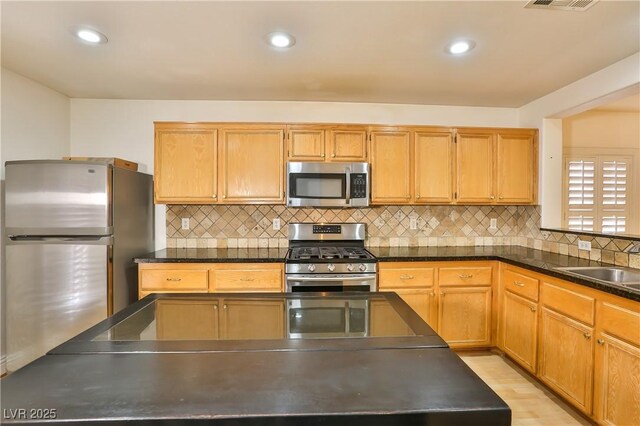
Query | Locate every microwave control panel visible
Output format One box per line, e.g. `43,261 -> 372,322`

350,174 -> 367,199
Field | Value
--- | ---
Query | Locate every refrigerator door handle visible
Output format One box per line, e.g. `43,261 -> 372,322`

8,236 -> 113,245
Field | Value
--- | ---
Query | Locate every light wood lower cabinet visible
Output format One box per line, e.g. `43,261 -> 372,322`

138,263 -> 283,298
539,306 -> 595,415
156,299 -> 219,340
393,288 -> 437,329
220,299 -> 285,340
501,290 -> 538,373
370,299 -> 414,337
438,286 -> 492,347
594,301 -> 640,426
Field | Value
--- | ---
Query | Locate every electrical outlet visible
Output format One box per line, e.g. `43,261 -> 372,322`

272,218 -> 281,231
181,218 -> 190,230
409,218 -> 418,230
489,218 -> 497,230
578,240 -> 592,251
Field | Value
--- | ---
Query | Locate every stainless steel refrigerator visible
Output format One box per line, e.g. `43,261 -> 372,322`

5,160 -> 154,372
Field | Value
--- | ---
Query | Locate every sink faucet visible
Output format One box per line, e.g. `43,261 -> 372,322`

627,242 -> 640,254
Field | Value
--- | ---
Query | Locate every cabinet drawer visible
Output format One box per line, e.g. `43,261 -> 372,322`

438,266 -> 492,286
210,267 -> 282,292
503,268 -> 539,301
378,267 -> 434,289
541,282 -> 595,326
598,301 -> 640,345
140,269 -> 209,292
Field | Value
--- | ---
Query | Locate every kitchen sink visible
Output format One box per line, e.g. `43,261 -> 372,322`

555,266 -> 640,288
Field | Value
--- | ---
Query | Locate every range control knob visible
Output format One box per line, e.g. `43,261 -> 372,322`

307,264 -> 316,272
346,264 -> 354,272
327,263 -> 336,272
358,264 -> 367,272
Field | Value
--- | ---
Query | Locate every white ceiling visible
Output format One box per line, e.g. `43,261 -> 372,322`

2,1 -> 639,107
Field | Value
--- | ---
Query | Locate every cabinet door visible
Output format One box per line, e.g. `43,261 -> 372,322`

393,288 -> 437,330
369,130 -> 412,204
370,299 -> 413,337
219,126 -> 285,203
496,131 -> 537,204
502,290 -> 538,373
539,307 -> 594,414
287,127 -> 325,161
154,124 -> 218,204
327,128 -> 368,162
415,131 -> 455,203
456,131 -> 494,203
438,286 -> 492,347
156,300 -> 219,340
594,333 -> 640,426
220,299 -> 285,340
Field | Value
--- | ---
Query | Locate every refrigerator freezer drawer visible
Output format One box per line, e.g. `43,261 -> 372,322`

6,243 -> 108,372
5,161 -> 112,234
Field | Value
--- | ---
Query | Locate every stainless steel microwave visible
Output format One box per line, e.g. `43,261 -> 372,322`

286,162 -> 369,208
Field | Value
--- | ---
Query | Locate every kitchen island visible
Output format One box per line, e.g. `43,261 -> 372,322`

1,292 -> 510,425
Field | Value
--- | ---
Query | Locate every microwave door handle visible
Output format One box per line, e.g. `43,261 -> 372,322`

345,167 -> 351,204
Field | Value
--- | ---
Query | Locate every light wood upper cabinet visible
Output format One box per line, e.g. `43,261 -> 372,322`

287,126 -> 325,161
496,130 -> 537,204
286,125 -> 367,162
219,126 -> 285,203
369,129 -> 412,204
415,131 -> 455,203
456,130 -> 495,203
327,128 -> 368,162
154,123 -> 218,204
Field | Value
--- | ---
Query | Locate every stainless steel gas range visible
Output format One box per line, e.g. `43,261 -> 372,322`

284,223 -> 377,292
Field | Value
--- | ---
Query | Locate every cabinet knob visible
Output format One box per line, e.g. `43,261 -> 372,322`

499,196 -> 504,200
597,339 -> 604,345
321,153 -> 325,158
214,305 -> 218,310
440,292 -> 445,297
223,304 -> 227,309
584,332 -> 591,340
429,291 -> 435,297
213,194 -> 217,198
416,194 -> 420,199
490,195 -> 495,200
331,153 -> 336,158
530,306 -> 537,312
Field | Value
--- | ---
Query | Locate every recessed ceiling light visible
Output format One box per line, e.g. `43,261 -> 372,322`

446,40 -> 475,55
74,28 -> 108,44
266,32 -> 296,48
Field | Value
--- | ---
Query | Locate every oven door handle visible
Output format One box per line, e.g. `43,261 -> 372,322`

286,275 -> 375,282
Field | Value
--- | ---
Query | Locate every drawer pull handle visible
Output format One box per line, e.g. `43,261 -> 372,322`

166,278 -> 182,282
584,332 -> 591,340
513,281 -> 525,287
458,274 -> 474,279
240,278 -> 255,282
597,339 -> 604,345
530,306 -> 537,312
399,274 -> 415,280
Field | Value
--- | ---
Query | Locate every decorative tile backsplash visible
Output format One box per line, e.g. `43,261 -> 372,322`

166,204 -> 640,267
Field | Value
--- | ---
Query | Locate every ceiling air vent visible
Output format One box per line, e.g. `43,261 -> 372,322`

524,0 -> 598,11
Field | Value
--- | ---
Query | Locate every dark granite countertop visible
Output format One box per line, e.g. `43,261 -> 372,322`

0,293 -> 510,426
135,246 -> 640,302
369,245 -> 640,302
134,247 -> 289,263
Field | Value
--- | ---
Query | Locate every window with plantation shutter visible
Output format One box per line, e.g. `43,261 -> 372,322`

563,155 -> 635,233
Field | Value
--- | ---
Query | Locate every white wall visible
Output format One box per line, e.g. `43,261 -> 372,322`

518,52 -> 640,228
69,99 -> 520,250
0,67 -> 71,375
